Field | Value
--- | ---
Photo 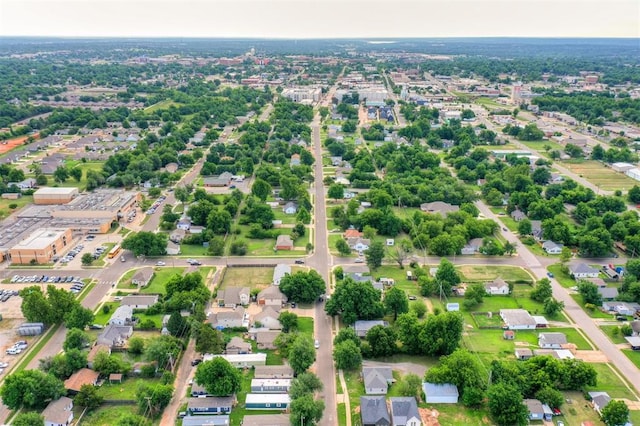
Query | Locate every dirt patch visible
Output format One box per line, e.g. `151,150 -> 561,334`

420,408 -> 441,426
362,360 -> 427,377
514,341 -> 530,346
0,135 -> 31,155
574,350 -> 608,362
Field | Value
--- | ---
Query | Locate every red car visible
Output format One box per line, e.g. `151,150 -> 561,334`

552,408 -> 562,416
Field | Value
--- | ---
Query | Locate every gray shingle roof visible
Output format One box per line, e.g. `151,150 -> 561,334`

360,396 -> 390,425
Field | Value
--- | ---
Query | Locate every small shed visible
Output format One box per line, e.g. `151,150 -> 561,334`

503,330 -> 515,340
109,373 -> 123,384
423,382 -> 459,404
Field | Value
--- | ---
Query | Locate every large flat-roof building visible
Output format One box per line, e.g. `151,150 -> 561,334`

9,228 -> 72,264
33,187 -> 79,205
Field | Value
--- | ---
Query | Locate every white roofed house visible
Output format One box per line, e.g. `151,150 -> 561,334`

538,332 -> 567,349
362,367 -> 394,394
542,240 -> 563,254
253,306 -> 282,330
423,382 -> 459,404
354,320 -> 388,338
500,309 -> 537,330
108,305 -> 133,326
484,278 -> 510,295
569,263 -> 599,279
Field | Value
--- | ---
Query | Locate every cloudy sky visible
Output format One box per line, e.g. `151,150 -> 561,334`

0,0 -> 638,38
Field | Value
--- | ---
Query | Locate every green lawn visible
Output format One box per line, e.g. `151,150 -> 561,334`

419,403 -> 493,425
272,209 -> 298,224
555,391 -> 605,426
78,404 -> 145,426
116,268 -> 139,289
337,403 -> 347,426
600,325 -> 628,344
246,238 -> 306,257
622,349 -> 640,369
221,266 -> 273,289
145,99 -> 182,112
94,302 -> 119,325
569,294 -> 617,319
457,265 -> 533,283
179,243 -> 209,256
140,267 -> 185,294
0,195 -> 33,220
96,377 -> 162,400
586,363 -> 636,399
630,409 -> 640,425
298,317 -> 314,338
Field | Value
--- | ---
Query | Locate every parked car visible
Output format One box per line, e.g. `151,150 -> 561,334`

314,340 -> 320,349
156,261 -> 166,266
294,259 -> 305,264
547,272 -> 554,278
354,258 -> 364,263
191,359 -> 202,366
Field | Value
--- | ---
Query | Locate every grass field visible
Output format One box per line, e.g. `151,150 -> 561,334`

140,267 -> 185,294
96,377 -> 162,400
556,391 -> 605,426
586,363 -> 636,400
622,349 -> 640,369
179,243 -> 209,256
457,265 -> 533,283
298,317 -> 314,338
78,404 -> 144,426
420,403 -> 493,425
145,99 -> 182,112
221,266 -> 273,289
600,325 -> 628,344
561,160 -> 637,192
0,195 -> 33,220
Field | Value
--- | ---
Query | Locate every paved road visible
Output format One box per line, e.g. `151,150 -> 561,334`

476,201 -> 640,397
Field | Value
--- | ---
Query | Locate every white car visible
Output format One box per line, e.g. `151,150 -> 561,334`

314,340 -> 320,349
354,258 -> 364,263
156,261 -> 166,266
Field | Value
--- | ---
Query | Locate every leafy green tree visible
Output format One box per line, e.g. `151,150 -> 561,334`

325,278 -> 384,325
53,166 -> 69,183
543,298 -> 565,317
397,373 -> 423,400
333,340 -> 362,370
290,372 -> 323,400
336,238 -> 352,256
410,300 -> 427,318
289,336 -> 316,375
628,185 -> 640,204
601,400 -> 630,426
195,358 -> 242,396
327,184 -> 345,201
279,271 -> 326,304
365,241 -> 385,270
75,384 -> 104,411
64,305 -> 94,330
487,383 -> 528,426
531,278 -> 553,302
387,239 -> 413,268
435,258 -> 460,296
424,349 -> 486,404
136,384 -> 173,417
174,186 -> 190,207
463,283 -> 486,309
121,231 -> 168,256
81,252 -> 94,266
12,412 -> 44,426
207,236 -> 225,256
418,312 -> 464,356
19,286 -> 53,324
578,280 -> 603,306
69,167 -> 83,182
290,393 -> 325,426
535,386 -> 564,409
365,325 -> 397,357
193,324 -> 225,354
63,328 -> 90,351
278,311 -> 298,333
517,219 -> 532,235
384,286 -> 409,320
0,370 -> 66,410
166,311 -> 189,337
297,206 -> 311,224
333,327 -> 360,347
144,335 -> 182,369
128,337 -> 145,355
93,350 -> 130,375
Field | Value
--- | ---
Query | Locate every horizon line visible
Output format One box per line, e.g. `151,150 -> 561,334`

1,35 -> 639,40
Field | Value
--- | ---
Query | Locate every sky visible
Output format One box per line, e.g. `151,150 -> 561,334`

0,0 -> 638,38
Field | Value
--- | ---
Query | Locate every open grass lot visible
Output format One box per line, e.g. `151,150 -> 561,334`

145,99 -> 182,112
140,267 -> 185,294
49,160 -> 105,191
547,264 -> 575,288
245,238 -> 306,257
586,363 -> 636,400
622,349 -> 640,369
0,195 -> 33,220
96,377 -> 162,400
419,403 -> 493,425
390,206 -> 422,219
630,410 -> 640,425
79,404 -> 144,426
221,266 -> 273,289
343,369 -> 366,426
457,265 -> 533,283
600,325 -> 628,344
561,160 -> 637,191
271,209 -> 298,224
179,243 -> 209,256
555,391 -> 605,426
464,326 -> 592,353
94,302 -> 119,325
328,234 -> 347,256
298,317 -> 314,338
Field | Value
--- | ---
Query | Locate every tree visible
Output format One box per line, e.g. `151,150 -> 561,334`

195,358 -> 242,396
75,384 -> 104,411
64,305 -> 94,330
410,300 -> 427,318
297,206 -> 311,224
365,325 -> 397,357
278,311 -> 299,333
81,252 -> 94,266
53,166 -> 69,183
424,349 -> 486,403
463,283 -> 486,309
518,219 -> 532,235
531,278 -> 553,302
327,184 -> 345,201
93,350 -> 130,375
435,258 -> 460,296
166,311 -> 189,337
578,280 -> 603,306
251,178 -> 272,201
136,384 -> 173,417
279,271 -> 326,304
628,185 -> 640,204
535,386 -> 564,409
396,373 -> 423,400
487,383 -> 528,426
334,327 -> 360,347
384,287 -> 409,320
560,246 -> 573,264
174,186 -> 189,206
333,340 -> 362,370
69,167 -> 83,182
63,328 -> 90,351
19,286 -> 54,324
0,370 -> 66,410
12,413 -> 44,426
128,336 -> 145,355
336,238 -> 352,256
543,298 -> 565,317
208,236 -> 225,256
289,336 -> 316,375
419,313 -> 464,356
504,242 -> 516,256
325,278 -> 384,325
365,241 -> 385,271
144,336 -> 182,369
121,231 -> 168,256
290,393 -> 325,426
601,400 -> 630,426
387,239 -> 413,268
193,324 -> 225,354
290,372 -> 323,400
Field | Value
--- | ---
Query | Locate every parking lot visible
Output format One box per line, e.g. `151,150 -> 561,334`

58,233 -> 123,269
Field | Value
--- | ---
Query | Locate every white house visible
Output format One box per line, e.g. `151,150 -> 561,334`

542,240 -> 563,254
253,306 -> 281,330
204,353 -> 267,368
538,332 -> 567,349
500,309 -> 537,330
109,305 -> 133,326
283,202 -> 298,215
423,383 -> 459,404
362,367 -> 394,395
390,397 -> 422,426
484,278 -> 510,295
569,263 -> 599,279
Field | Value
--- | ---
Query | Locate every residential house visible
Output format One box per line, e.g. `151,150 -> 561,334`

542,240 -> 563,255
524,399 -> 545,421
209,308 -> 246,329
177,217 -> 191,230
531,220 -> 543,240
203,172 -> 233,187
631,320 -> 640,336
588,392 -> 611,415
354,320 -> 389,338
419,201 -> 459,216
602,301 -> 640,316
275,235 -> 294,250
273,264 -> 291,286
254,306 -> 281,330
254,365 -> 294,379
511,209 -> 527,221
362,367 -> 394,395
217,287 -> 250,308
42,396 -> 74,426
344,228 -> 363,239
241,414 -> 289,426
87,344 -> 111,369
500,309 -> 537,330
64,368 -> 99,393
187,396 -> 235,415
257,286 -> 287,306
166,241 -> 181,255
569,263 -> 599,279
204,353 -> 267,368
250,379 -> 291,394
226,337 -> 252,355
182,415 -> 230,426
461,238 -> 483,255
96,324 -> 133,348
484,278 -> 510,295
423,383 -> 459,404
624,336 -> 640,350
131,267 -> 154,287
360,396 -> 391,426
515,348 -> 533,360
120,295 -> 159,309
538,332 -> 567,349
598,286 -> 619,300
503,330 -> 515,340
108,305 -> 133,326
245,393 -> 290,410
290,154 -> 301,167
255,330 -> 279,350
283,202 -> 297,214
390,397 -> 422,426
347,237 -> 370,252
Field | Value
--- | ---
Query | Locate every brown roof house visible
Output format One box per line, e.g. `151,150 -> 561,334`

225,336 -> 252,354
257,286 -> 287,307
420,201 -> 459,216
275,234 -> 294,250
256,330 -> 280,350
87,344 -> 111,369
42,396 -> 74,426
64,368 -> 99,393
131,267 -> 154,288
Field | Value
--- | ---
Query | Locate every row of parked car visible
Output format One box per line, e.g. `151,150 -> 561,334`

146,195 -> 166,215
10,275 -> 82,284
0,289 -> 19,302
59,244 -> 86,264
6,341 -> 27,355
